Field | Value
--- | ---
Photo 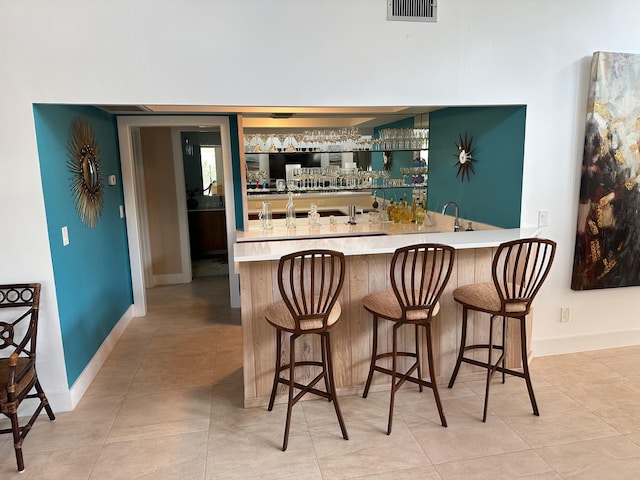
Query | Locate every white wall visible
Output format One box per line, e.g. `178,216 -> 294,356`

2,0 -> 640,403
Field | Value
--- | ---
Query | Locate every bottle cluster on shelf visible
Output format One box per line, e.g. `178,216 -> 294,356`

381,191 -> 430,227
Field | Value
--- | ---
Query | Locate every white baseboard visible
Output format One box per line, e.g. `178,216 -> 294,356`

532,329 -> 640,357
67,305 -> 135,409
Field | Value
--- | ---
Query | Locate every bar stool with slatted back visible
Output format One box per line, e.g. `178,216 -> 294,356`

0,283 -> 56,471
265,249 -> 348,451
362,243 -> 455,434
447,238 -> 556,422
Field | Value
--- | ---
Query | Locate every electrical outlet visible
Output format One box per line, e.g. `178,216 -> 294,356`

560,307 -> 570,323
538,210 -> 549,227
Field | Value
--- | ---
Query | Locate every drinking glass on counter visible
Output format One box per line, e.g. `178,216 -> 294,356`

258,201 -> 273,230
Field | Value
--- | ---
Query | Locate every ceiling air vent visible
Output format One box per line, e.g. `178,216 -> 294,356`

387,0 -> 437,22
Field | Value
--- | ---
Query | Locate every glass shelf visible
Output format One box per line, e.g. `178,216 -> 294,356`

243,127 -> 428,154
246,183 -> 427,196
244,148 -> 426,155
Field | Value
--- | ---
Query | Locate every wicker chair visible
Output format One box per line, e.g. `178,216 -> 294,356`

265,249 -> 348,451
447,238 -> 556,421
362,243 -> 455,434
0,283 -> 56,471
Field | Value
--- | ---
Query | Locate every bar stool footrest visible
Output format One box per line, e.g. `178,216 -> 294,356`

458,356 -> 526,379
371,364 -> 435,390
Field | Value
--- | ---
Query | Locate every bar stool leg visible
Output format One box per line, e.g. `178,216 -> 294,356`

268,329 -> 282,411
363,315 -> 380,398
282,333 -> 297,451
482,315 -> 497,422
324,332 -> 349,440
321,331 -> 331,402
387,323 -> 399,435
520,317 -> 539,416
501,316 -> 507,384
425,322 -> 447,427
448,306 -> 469,388
415,324 -> 423,392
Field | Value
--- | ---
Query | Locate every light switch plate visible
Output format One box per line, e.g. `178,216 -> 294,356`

62,226 -> 69,246
538,210 -> 549,227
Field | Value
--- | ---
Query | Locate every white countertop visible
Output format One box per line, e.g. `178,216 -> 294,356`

236,216 -> 439,242
234,216 -> 542,262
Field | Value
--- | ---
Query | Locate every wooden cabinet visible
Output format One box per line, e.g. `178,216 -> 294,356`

188,210 -> 227,259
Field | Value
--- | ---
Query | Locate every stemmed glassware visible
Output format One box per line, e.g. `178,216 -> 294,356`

380,170 -> 390,188
244,127 -> 427,153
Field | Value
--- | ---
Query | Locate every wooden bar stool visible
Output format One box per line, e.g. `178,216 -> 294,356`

362,243 -> 455,434
265,249 -> 348,451
447,238 -> 556,422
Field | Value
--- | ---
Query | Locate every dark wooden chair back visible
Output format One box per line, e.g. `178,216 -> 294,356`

492,238 -> 557,316
277,249 -> 345,333
0,283 -> 41,365
390,243 -> 455,322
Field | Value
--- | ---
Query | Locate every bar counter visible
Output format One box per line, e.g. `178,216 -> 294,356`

234,216 -> 541,408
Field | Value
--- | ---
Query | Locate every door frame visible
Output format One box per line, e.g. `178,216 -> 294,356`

117,115 -> 240,315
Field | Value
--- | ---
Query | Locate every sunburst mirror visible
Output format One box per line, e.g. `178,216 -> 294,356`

453,133 -> 477,182
67,117 -> 103,228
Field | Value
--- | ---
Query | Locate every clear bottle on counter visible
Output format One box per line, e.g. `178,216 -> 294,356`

285,192 -> 296,228
258,201 -> 273,230
308,203 -> 320,226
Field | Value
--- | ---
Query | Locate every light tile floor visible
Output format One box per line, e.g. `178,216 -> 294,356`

2,277 -> 640,479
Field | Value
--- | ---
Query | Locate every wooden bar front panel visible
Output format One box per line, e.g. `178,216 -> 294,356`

240,247 -> 531,408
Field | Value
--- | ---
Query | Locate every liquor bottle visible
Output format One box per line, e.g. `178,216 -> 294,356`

285,191 -> 296,228
411,193 -> 417,222
400,193 -> 412,224
387,195 -> 396,222
415,200 -> 426,228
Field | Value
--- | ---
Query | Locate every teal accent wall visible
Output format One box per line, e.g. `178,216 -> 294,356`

228,115 -> 244,230
177,118 -> 243,229
178,115 -> 245,231
428,106 -> 526,228
34,104 -> 133,387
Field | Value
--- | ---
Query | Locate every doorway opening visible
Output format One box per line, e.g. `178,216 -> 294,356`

117,116 -> 240,316
183,138 -> 229,280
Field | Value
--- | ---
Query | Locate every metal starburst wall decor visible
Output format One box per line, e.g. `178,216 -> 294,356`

67,117 -> 103,228
453,133 -> 477,182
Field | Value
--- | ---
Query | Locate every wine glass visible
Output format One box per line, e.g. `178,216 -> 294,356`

380,170 -> 390,188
